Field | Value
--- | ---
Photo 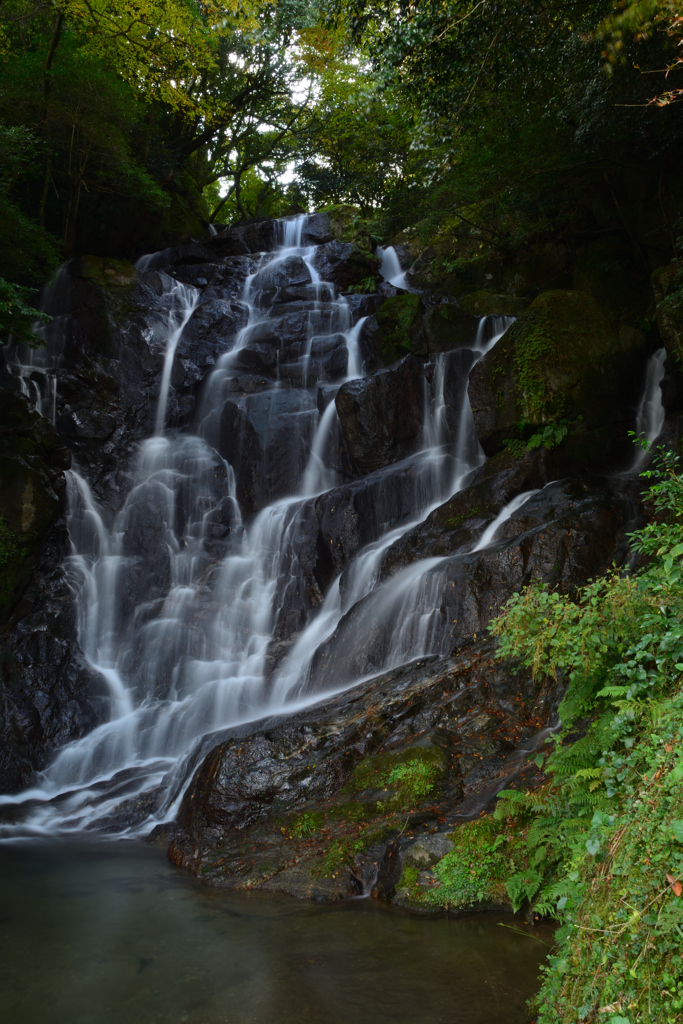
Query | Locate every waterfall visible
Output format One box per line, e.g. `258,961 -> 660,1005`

471,490 -> 540,552
0,215 -> 523,837
635,347 -> 666,446
377,245 -> 408,289
2,263 -> 72,423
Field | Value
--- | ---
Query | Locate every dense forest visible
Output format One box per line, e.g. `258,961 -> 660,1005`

2,1 -> 683,1022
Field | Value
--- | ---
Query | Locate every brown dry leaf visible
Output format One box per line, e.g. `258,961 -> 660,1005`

666,873 -> 683,897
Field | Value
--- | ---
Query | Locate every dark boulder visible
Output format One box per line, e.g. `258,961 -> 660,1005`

311,241 -> 380,291
219,389 -> 317,512
308,476 -> 636,694
171,300 -> 248,389
335,354 -> 425,474
299,212 -> 335,246
250,254 -> 312,297
164,638 -> 553,899
422,303 -> 480,351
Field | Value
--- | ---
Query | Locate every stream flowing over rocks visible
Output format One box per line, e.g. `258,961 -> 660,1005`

0,214 -> 670,905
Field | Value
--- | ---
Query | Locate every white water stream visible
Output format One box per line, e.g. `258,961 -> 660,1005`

0,219 -> 523,836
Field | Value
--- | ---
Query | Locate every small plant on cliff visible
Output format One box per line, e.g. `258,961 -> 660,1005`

291,811 -> 324,838
347,746 -> 444,809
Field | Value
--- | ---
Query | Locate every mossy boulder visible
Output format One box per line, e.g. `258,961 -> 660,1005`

468,289 -> 648,461
374,294 -> 427,363
74,256 -> 137,290
0,389 -> 70,621
458,291 -> 530,317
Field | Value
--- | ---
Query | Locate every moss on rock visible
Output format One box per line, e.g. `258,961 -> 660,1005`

458,290 -> 529,317
375,293 -> 426,363
74,256 -> 137,290
468,289 -> 648,460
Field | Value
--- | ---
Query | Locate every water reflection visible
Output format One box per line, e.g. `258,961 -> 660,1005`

0,842 -> 553,1024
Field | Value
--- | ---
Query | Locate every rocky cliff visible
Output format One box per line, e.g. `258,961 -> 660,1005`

0,208 -> 676,910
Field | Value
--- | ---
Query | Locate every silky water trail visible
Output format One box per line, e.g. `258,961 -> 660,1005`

0,217 -> 664,839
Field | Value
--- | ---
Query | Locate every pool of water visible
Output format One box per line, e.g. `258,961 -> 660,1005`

0,842 -> 553,1024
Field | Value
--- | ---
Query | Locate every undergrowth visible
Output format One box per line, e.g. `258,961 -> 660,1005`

490,444 -> 683,1023
417,444 -> 683,1021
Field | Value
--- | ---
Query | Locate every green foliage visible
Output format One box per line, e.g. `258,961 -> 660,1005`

346,746 -> 444,809
0,278 -> 50,343
504,420 -> 571,458
346,276 -> 378,294
376,294 -> 422,361
0,516 -> 22,572
422,818 -> 525,910
483,445 -> 683,1021
291,811 -> 324,838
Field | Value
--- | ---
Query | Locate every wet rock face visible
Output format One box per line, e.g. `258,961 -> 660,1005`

163,640 -> 552,899
0,390 -> 109,792
0,390 -> 71,621
219,389 -> 317,513
48,261 -> 252,512
311,241 -> 381,290
335,355 -> 425,474
306,476 -> 636,695
468,290 -> 648,462
0,514 -> 109,793
172,300 -> 248,389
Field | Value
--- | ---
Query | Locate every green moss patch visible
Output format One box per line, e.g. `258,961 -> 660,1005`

376,294 -> 423,363
346,745 -> 444,809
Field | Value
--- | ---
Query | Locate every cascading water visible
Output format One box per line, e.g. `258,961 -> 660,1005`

377,245 -> 409,289
635,347 -> 666,447
1,221 -> 520,837
2,264 -> 72,422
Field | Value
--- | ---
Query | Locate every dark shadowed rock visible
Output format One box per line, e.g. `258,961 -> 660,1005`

423,303 -> 480,351
0,391 -> 109,792
171,300 -> 248,388
312,241 -> 380,290
0,390 -> 71,620
468,290 -> 648,461
335,355 -> 424,474
219,390 -> 317,512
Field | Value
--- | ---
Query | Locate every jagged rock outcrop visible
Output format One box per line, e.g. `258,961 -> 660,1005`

335,354 -> 425,474
0,389 -> 107,793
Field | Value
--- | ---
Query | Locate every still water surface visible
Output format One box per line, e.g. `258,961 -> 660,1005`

0,842 -> 552,1024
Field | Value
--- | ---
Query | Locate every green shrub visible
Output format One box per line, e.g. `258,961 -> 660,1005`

486,444 -> 683,1022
